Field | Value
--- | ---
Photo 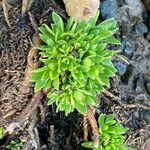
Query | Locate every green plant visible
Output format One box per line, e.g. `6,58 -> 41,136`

6,140 -> 22,150
30,11 -> 120,116
0,127 -> 5,139
82,114 -> 134,150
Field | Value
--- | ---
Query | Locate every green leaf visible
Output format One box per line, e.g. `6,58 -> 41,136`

44,79 -> 51,90
82,58 -> 93,67
99,74 -> 110,86
29,72 -> 42,82
97,43 -> 107,50
32,66 -> 48,73
104,36 -> 121,45
106,124 -> 127,134
76,20 -> 87,31
71,21 -> 77,33
99,30 -> 113,40
74,100 -> 87,115
98,114 -> 105,127
104,67 -> 116,77
44,24 -> 55,36
66,16 -> 74,31
50,69 -> 59,80
73,90 -> 84,101
98,18 -> 116,30
38,25 -> 49,35
36,45 -> 52,51
81,142 -> 94,148
53,77 -> 59,90
34,80 -> 45,92
52,12 -> 64,32
87,68 -> 96,80
86,96 -> 95,106
105,114 -> 116,126
64,104 -> 72,116
47,97 -> 56,105
0,127 -> 5,139
90,36 -> 100,45
89,10 -> 99,26
68,62 -> 74,71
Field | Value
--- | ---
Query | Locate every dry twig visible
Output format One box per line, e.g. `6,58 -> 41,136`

17,91 -> 44,124
87,107 -> 99,148
103,90 -> 150,110
19,12 -> 41,94
21,0 -> 34,14
83,116 -> 88,141
2,0 -> 11,28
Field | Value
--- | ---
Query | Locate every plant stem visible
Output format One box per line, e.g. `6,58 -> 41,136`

83,116 -> 88,141
86,106 -> 99,148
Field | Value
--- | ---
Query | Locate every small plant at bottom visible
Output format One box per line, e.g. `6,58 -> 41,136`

6,140 -> 22,150
82,114 -> 134,150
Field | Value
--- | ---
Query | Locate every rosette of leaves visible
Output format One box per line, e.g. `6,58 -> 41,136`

30,11 -> 120,116
82,114 -> 134,150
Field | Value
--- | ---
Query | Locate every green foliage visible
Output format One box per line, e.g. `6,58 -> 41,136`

0,127 -> 5,139
82,114 -> 134,150
30,11 -> 120,116
6,140 -> 22,150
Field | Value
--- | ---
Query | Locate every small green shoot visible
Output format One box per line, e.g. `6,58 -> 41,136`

0,127 -> 5,139
6,140 -> 22,150
82,114 -> 134,150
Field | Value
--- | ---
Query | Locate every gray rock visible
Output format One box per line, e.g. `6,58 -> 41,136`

125,0 -> 143,17
121,40 -> 136,57
100,0 -> 118,19
114,61 -> 128,76
135,22 -> 149,34
140,110 -> 150,124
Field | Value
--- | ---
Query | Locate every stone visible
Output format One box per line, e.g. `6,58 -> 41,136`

139,110 -> 150,124
135,22 -> 148,34
125,0 -> 143,17
100,0 -> 118,19
63,0 -> 100,21
114,61 -> 128,76
121,40 -> 136,57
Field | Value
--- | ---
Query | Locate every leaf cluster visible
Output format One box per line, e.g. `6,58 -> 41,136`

82,114 -> 134,150
6,140 -> 22,150
30,11 -> 120,116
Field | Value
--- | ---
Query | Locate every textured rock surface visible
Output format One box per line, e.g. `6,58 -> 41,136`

100,0 -> 118,19
63,0 -> 100,20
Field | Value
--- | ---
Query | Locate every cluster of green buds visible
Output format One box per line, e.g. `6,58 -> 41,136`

82,114 -> 134,150
30,11 -> 120,116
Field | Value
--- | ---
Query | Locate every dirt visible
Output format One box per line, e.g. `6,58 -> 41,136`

0,0 -> 150,150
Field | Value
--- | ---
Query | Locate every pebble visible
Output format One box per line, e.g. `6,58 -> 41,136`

139,110 -> 150,124
125,0 -> 143,17
114,61 -> 128,76
121,40 -> 136,57
135,22 -> 149,34
100,0 -> 118,19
